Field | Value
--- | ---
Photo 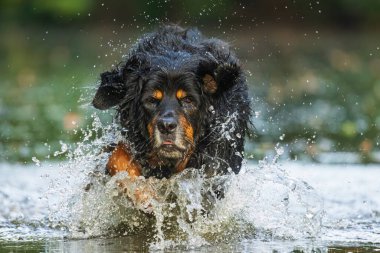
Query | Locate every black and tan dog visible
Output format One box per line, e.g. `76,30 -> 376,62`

92,25 -> 251,184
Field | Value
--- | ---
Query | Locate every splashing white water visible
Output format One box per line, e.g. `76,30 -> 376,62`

44,113 -> 323,249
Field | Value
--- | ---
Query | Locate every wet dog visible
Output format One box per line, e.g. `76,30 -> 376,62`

92,25 -> 251,184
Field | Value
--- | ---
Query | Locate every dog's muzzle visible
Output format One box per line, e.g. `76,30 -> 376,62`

153,111 -> 187,159
157,115 -> 177,135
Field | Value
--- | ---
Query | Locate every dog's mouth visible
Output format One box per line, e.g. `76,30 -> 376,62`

149,128 -> 189,160
148,114 -> 194,162
162,140 -> 174,145
155,137 -> 187,159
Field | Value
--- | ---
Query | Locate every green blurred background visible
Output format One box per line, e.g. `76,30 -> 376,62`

1,0 -> 380,163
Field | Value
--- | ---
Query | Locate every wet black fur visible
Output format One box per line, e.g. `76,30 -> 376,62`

93,25 -> 251,178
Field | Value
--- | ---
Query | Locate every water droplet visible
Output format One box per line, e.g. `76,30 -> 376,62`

275,146 -> 284,155
32,157 -> 40,166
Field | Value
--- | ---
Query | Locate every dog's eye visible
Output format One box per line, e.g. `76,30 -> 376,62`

180,96 -> 193,104
147,97 -> 161,105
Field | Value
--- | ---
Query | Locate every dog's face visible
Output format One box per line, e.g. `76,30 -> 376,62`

92,26 -> 249,178
92,51 -> 240,173
142,71 -> 201,163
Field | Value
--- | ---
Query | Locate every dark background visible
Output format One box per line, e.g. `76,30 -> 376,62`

1,0 -> 380,163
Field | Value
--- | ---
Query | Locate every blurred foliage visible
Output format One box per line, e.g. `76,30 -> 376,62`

0,0 -> 93,24
315,0 -> 380,28
2,0 -> 380,27
1,1 -> 380,163
0,27 -> 116,162
244,30 -> 380,162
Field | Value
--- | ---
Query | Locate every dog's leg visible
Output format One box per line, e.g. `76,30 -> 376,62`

107,143 -> 156,212
106,143 -> 141,177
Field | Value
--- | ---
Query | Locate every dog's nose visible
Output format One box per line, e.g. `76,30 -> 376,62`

157,117 -> 177,134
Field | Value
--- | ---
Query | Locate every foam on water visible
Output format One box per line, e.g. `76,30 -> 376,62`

39,113 -> 324,249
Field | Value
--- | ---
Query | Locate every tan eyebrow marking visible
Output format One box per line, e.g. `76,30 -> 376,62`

176,89 -> 187,99
153,90 -> 163,100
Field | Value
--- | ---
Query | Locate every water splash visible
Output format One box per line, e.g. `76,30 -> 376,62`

44,113 -> 324,249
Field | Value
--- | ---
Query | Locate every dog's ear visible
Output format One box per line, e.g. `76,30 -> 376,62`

93,55 -> 147,110
92,70 -> 127,110
198,57 -> 241,95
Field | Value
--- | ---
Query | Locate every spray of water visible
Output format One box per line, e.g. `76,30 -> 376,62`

46,113 -> 324,249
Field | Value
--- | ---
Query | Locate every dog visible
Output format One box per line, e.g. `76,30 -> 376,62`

92,25 -> 251,185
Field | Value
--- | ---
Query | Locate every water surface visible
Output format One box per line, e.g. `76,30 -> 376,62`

0,161 -> 379,252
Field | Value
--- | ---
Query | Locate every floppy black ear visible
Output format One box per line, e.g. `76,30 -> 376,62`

92,70 -> 126,110
198,58 -> 241,95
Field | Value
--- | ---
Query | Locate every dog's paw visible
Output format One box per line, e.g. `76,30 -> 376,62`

133,185 -> 156,213
116,178 -> 157,213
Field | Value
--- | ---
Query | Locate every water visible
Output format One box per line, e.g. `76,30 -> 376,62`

0,160 -> 379,252
0,118 -> 379,252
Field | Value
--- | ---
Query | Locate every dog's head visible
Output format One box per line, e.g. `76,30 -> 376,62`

92,29 -> 241,172
142,70 -> 199,163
